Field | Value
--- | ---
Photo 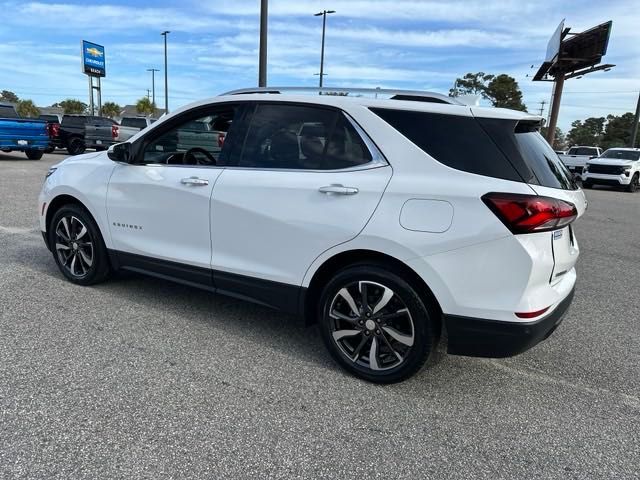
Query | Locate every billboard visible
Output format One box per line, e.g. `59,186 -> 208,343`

82,40 -> 106,77
545,19 -> 565,64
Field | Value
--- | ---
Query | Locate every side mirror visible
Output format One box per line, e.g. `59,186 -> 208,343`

107,142 -> 132,163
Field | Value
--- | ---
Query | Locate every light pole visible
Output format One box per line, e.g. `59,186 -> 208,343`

259,0 -> 268,87
161,31 -> 170,114
314,10 -> 335,88
147,68 -> 159,107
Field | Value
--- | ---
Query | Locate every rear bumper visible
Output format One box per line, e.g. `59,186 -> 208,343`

444,286 -> 575,358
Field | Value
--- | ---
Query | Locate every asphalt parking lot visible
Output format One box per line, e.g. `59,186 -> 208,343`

1,151 -> 638,479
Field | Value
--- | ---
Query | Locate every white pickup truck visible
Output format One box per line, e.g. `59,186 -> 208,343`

558,146 -> 603,176
582,148 -> 640,192
114,117 -> 156,142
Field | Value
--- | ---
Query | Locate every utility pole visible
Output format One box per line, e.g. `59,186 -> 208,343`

546,75 -> 565,144
314,10 -> 336,88
161,31 -> 170,114
630,92 -> 640,148
147,68 -> 159,106
147,89 -> 151,101
258,0 -> 268,87
538,100 -> 547,117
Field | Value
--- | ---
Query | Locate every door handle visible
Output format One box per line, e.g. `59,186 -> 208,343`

181,176 -> 209,186
319,184 -> 359,195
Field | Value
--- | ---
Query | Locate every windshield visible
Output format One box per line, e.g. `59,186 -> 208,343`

121,118 -> 149,129
601,150 -> 640,161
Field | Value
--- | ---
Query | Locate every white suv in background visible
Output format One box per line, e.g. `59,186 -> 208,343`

582,148 -> 640,192
38,87 -> 586,383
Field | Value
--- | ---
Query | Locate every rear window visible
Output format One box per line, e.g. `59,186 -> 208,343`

568,147 -> 598,156
370,108 -> 522,182
601,149 -> 640,161
0,105 -> 19,119
62,116 -> 86,126
39,115 -> 59,123
121,118 -> 148,129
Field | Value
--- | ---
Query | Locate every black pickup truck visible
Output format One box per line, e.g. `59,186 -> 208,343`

54,115 -> 117,155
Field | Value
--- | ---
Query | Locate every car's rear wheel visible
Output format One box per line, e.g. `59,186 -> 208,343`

67,137 -> 86,156
318,264 -> 435,383
25,149 -> 43,160
626,173 -> 639,193
48,204 -> 110,285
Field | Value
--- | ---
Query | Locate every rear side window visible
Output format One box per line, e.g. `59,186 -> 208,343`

370,108 -> 521,182
228,103 -> 372,170
62,116 -> 85,127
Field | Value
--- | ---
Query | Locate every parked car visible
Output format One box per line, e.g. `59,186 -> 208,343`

558,146 -> 603,175
0,103 -> 48,160
54,115 -> 117,155
38,88 -> 586,383
582,148 -> 640,192
114,116 -> 156,142
39,114 -> 62,153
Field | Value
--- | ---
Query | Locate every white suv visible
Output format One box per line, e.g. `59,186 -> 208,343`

38,87 -> 586,383
582,148 -> 640,192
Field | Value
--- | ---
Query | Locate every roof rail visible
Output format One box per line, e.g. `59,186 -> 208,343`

220,86 -> 463,105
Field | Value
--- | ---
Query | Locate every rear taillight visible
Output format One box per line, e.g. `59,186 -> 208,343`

482,192 -> 577,234
112,125 -> 119,139
218,132 -> 226,147
49,123 -> 60,137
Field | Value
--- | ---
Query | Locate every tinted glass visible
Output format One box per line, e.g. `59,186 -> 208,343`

513,130 -> 575,190
0,105 -> 19,119
601,149 -> 640,161
142,107 -> 237,166
371,108 -> 521,182
568,147 -> 598,156
233,104 -> 372,170
121,118 -> 148,129
39,115 -> 59,122
62,116 -> 85,126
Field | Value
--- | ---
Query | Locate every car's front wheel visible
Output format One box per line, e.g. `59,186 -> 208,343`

48,204 -> 110,285
318,264 -> 436,383
626,173 -> 639,193
67,137 -> 86,156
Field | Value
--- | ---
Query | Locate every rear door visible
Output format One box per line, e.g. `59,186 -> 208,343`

211,102 -> 392,293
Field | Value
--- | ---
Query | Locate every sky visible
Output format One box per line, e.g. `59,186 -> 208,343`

0,0 -> 637,131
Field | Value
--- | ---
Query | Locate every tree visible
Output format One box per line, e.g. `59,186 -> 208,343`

449,72 -> 494,98
566,117 -> 606,146
16,99 -> 40,118
449,72 -> 527,111
541,126 -> 566,150
0,90 -> 19,103
101,101 -> 122,119
53,99 -> 88,114
136,97 -> 156,116
601,112 -> 635,149
485,74 -> 527,111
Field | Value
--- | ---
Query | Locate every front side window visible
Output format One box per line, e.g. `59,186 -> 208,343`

141,107 -> 237,166
230,103 -> 372,170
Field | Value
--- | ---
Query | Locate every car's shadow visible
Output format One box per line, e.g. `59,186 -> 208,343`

13,238 -> 469,389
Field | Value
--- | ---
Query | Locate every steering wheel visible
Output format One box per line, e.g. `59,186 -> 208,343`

183,147 -> 216,165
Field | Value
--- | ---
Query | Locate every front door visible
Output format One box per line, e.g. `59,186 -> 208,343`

106,104 -> 241,283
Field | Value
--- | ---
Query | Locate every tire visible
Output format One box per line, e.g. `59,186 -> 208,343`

48,204 -> 110,286
67,137 -> 86,156
626,173 -> 639,193
318,263 -> 436,383
25,149 -> 43,160
582,181 -> 593,189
